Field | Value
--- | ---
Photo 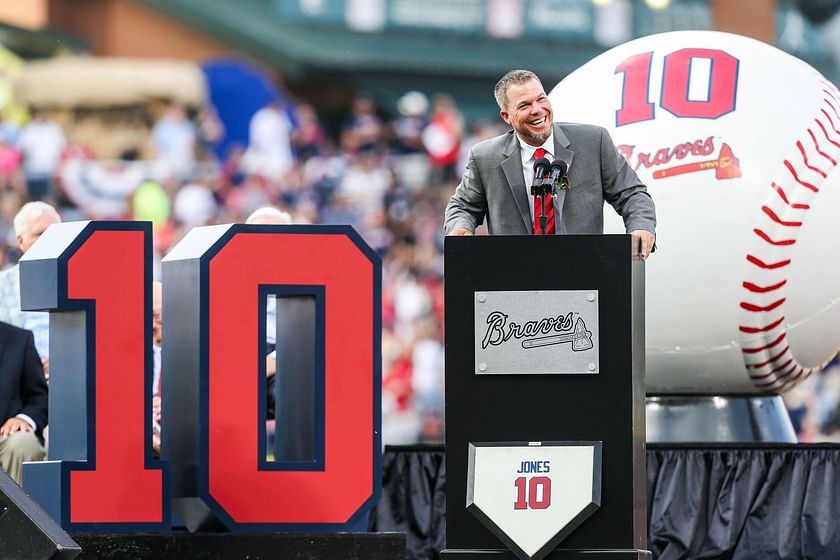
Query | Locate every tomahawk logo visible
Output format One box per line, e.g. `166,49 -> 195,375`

618,136 -> 742,181
481,311 -> 593,352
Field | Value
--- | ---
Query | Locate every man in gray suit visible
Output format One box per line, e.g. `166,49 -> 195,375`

445,69 -> 656,259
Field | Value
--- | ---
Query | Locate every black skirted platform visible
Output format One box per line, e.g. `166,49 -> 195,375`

369,443 -> 840,560
24,443 -> 840,560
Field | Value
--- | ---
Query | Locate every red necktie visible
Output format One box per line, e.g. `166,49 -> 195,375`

532,148 -> 555,234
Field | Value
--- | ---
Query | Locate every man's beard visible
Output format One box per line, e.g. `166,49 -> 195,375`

519,127 -> 551,145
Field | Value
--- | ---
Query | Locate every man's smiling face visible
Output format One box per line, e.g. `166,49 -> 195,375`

500,77 -> 554,147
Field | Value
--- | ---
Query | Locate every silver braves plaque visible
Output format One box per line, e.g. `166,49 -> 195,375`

474,290 -> 599,375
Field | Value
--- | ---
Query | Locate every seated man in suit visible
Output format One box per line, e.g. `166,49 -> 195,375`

444,69 -> 656,259
0,321 -> 48,485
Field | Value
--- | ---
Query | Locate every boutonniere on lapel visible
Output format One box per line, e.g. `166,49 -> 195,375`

550,160 -> 571,191
557,175 -> 571,191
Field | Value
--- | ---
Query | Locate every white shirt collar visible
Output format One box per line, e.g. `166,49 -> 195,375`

517,131 -> 554,161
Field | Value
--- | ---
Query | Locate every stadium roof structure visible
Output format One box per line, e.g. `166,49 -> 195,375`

0,21 -> 87,60
135,0 -> 607,121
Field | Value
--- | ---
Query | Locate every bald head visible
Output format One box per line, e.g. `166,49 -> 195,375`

13,201 -> 61,254
245,206 -> 292,225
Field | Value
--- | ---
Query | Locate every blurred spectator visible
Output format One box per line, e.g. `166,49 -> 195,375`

18,110 -> 66,200
336,151 -> 392,214
422,94 -> 463,185
245,205 -> 292,226
151,281 -> 162,456
0,201 -> 61,377
0,320 -> 48,485
243,99 -> 295,182
0,110 -> 19,146
195,103 -> 225,161
411,315 -> 444,441
224,174 -> 273,219
381,332 -> 422,445
391,91 -> 430,192
341,92 -> 383,154
222,144 -> 247,188
0,138 -> 22,193
291,103 -> 325,162
151,102 -> 196,180
392,91 -> 429,155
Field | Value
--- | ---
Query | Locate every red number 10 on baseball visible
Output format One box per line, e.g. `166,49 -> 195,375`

20,221 -> 381,532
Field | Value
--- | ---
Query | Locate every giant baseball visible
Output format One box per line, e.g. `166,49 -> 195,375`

549,31 -> 840,393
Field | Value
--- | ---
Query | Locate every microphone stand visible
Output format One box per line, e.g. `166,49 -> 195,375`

531,176 -> 555,235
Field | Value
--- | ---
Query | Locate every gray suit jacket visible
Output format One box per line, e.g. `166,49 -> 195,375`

444,123 -> 656,235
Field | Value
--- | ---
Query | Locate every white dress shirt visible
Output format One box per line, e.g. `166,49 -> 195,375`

515,133 -> 555,225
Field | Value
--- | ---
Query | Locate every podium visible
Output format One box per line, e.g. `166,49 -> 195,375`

442,235 -> 648,560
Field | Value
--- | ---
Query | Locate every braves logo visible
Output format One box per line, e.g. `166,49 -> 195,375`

481,311 -> 593,351
618,136 -> 742,180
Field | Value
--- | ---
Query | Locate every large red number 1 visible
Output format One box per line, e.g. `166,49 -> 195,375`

616,48 -> 739,126
21,222 -> 168,530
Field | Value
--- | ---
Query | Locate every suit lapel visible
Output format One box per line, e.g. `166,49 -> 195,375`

552,124 -> 574,233
500,132 -> 533,233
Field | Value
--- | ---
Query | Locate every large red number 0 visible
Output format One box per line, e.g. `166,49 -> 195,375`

163,224 -> 381,530
616,48 -> 739,126
205,229 -> 378,527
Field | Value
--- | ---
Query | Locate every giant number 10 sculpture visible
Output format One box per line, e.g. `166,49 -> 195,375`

20,220 -> 381,532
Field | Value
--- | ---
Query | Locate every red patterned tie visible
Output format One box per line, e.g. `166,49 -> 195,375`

532,148 -> 555,234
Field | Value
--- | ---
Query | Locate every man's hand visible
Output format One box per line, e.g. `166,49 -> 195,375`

447,228 -> 474,236
0,417 -> 33,437
630,230 -> 656,260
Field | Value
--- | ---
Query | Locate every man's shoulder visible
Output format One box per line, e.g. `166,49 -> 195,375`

0,264 -> 17,278
0,319 -> 29,340
554,121 -> 606,139
0,265 -> 19,298
469,129 -> 515,157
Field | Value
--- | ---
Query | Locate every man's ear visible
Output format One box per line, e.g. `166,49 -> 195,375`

500,110 -> 510,126
16,234 -> 25,253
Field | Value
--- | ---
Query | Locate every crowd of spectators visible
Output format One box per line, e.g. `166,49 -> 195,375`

2,84 -> 837,447
0,88 -> 506,446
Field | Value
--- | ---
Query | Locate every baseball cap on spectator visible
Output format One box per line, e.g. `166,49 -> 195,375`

173,183 -> 217,227
397,91 -> 429,117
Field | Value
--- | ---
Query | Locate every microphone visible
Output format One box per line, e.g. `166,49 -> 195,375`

533,157 -> 551,179
547,160 -> 568,188
531,157 -> 551,194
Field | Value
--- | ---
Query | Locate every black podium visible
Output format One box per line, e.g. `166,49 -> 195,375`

442,235 -> 648,560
